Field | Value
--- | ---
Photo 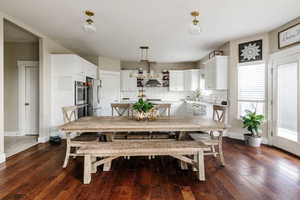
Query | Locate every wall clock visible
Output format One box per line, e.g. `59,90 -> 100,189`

239,40 -> 263,63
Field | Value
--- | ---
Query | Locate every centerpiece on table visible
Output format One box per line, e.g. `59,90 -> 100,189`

132,98 -> 159,121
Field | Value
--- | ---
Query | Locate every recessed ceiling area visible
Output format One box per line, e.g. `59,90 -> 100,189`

4,19 -> 38,43
0,0 -> 299,62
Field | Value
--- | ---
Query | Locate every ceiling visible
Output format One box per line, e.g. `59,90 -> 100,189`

4,20 -> 38,43
0,0 -> 299,62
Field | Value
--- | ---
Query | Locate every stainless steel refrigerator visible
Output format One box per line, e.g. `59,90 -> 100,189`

86,77 -> 102,116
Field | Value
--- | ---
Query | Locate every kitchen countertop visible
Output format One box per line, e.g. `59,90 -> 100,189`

185,100 -> 229,107
115,100 -> 183,104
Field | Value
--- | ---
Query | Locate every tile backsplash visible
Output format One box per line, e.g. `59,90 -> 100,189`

121,87 -> 228,103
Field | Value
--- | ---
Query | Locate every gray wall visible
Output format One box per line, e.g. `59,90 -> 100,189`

4,42 -> 39,132
121,61 -> 198,71
269,16 -> 300,54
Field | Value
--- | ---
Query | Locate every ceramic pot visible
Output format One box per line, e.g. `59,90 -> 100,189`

244,134 -> 262,147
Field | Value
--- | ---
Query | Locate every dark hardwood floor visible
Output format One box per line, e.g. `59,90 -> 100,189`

1,138 -> 300,200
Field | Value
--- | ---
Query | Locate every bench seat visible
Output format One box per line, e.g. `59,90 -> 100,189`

78,141 -> 209,184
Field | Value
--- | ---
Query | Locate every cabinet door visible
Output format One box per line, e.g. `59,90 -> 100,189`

121,70 -> 138,91
169,71 -> 184,91
205,60 -> 216,89
85,62 -> 97,79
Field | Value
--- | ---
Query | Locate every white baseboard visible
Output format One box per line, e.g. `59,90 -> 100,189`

0,152 -> 6,163
5,131 -> 21,136
38,136 -> 49,143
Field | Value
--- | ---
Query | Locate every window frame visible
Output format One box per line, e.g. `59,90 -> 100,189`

237,61 -> 266,118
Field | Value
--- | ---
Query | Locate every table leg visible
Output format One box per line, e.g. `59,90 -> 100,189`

91,156 -> 97,173
103,132 -> 114,171
197,151 -> 205,181
63,132 -> 71,168
178,131 -> 188,170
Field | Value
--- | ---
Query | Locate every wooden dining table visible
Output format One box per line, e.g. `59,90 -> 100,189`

59,116 -> 228,171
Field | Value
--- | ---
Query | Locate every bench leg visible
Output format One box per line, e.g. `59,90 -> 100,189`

84,155 -> 92,184
193,154 -> 198,171
103,161 -> 112,171
91,156 -> 97,173
197,151 -> 205,181
103,132 -> 114,171
178,131 -> 188,170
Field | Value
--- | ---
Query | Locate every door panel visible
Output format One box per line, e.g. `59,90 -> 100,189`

24,67 -> 39,134
272,55 -> 300,156
99,71 -> 120,116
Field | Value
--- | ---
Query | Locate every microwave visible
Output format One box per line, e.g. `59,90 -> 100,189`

75,81 -> 87,105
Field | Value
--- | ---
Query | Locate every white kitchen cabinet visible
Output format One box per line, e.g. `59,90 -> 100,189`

184,70 -> 200,91
121,70 -> 138,91
204,56 -> 228,90
84,59 -> 98,79
51,54 -> 98,80
50,54 -> 98,128
169,70 -> 185,91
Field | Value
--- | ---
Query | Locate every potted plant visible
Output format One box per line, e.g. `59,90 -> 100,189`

132,98 -> 157,120
242,110 -> 264,147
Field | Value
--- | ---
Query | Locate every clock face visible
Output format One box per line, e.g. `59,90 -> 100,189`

239,40 -> 263,63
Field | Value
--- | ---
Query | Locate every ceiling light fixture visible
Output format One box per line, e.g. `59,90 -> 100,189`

189,11 -> 201,35
130,46 -> 161,81
83,10 -> 96,33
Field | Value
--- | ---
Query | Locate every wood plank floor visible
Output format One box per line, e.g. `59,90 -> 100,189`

1,138 -> 300,200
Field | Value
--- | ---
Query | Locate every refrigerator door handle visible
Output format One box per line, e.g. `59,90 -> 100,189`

97,85 -> 101,104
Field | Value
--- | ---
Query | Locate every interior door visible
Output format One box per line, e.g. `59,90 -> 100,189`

24,66 -> 39,135
99,71 -> 120,116
272,55 -> 300,155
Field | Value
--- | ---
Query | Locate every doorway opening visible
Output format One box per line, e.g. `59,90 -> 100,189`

3,19 -> 40,157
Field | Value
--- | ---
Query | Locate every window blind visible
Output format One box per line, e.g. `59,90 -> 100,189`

238,64 -> 265,101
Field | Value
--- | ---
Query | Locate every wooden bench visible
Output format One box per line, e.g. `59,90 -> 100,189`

77,141 -> 210,184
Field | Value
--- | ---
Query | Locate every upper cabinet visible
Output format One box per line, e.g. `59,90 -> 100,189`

51,54 -> 98,81
169,70 -> 185,91
169,69 -> 200,91
121,70 -> 138,91
184,69 -> 200,91
204,56 -> 228,90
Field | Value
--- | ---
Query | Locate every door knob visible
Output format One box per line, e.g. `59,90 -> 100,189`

25,103 -> 30,106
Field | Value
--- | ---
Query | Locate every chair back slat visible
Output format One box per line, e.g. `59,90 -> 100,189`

111,104 -> 131,116
154,104 -> 171,117
62,106 -> 78,123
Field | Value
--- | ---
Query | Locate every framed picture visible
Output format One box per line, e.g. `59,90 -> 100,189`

239,40 -> 263,63
278,23 -> 300,49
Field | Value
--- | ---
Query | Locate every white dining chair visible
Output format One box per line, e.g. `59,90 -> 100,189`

189,105 -> 226,166
62,106 -> 99,168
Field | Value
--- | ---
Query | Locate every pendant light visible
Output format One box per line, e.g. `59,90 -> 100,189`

189,11 -> 201,35
83,10 -> 96,33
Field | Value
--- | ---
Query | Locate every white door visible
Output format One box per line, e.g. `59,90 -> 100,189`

271,53 -> 300,156
18,61 -> 39,135
99,71 -> 120,116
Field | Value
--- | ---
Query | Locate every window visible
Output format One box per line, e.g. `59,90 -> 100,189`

238,63 -> 265,117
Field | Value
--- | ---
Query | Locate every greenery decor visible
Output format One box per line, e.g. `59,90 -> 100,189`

132,98 -> 154,113
242,110 -> 264,137
132,99 -> 158,121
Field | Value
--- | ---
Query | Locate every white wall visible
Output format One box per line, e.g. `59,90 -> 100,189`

0,12 -> 74,162
227,33 -> 270,141
4,42 -> 39,133
99,56 -> 120,71
0,15 -> 5,163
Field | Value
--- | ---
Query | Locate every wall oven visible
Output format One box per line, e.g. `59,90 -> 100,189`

75,81 -> 87,105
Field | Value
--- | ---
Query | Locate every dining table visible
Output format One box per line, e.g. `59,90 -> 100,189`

59,116 -> 228,171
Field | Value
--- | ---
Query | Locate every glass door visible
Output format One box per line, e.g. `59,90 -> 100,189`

272,55 -> 300,155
